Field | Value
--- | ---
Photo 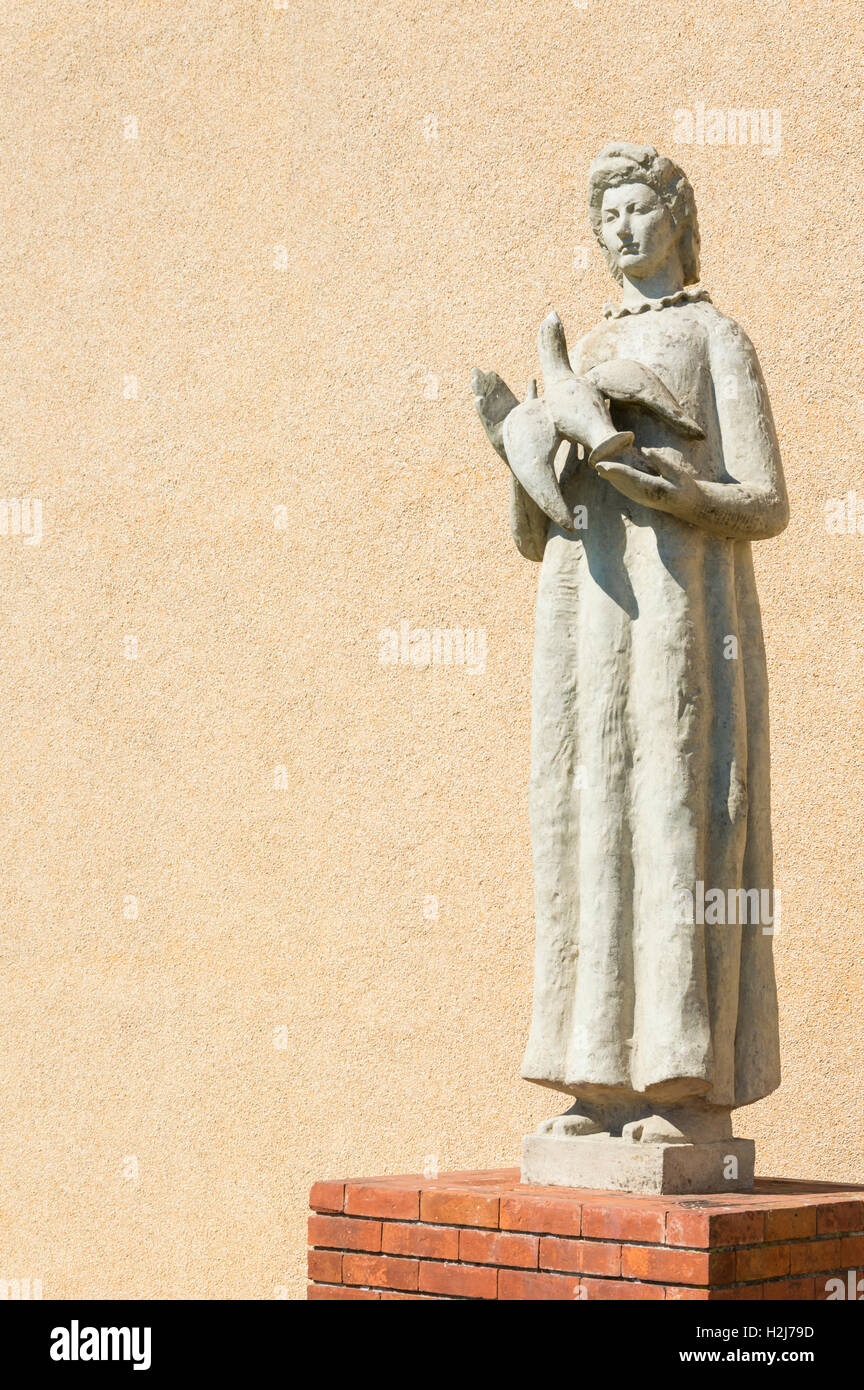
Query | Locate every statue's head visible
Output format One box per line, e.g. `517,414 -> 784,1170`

587,143 -> 700,287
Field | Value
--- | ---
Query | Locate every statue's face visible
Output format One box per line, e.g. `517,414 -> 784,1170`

599,181 -> 679,280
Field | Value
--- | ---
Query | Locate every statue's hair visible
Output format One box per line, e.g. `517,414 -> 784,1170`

587,142 -> 700,286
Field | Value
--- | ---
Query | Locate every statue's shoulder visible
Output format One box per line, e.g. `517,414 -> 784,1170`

697,302 -> 764,366
693,299 -> 753,343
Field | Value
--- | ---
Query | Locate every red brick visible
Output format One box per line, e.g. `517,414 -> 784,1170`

621,1244 -> 731,1286
499,1269 -> 580,1300
308,1213 -> 381,1252
764,1207 -> 817,1242
581,1277 -> 664,1300
540,1237 -> 620,1277
459,1228 -> 538,1268
342,1253 -> 419,1292
582,1200 -> 665,1244
382,1221 -> 459,1260
307,1284 -> 379,1300
344,1184 -> 420,1221
420,1189 -> 499,1228
840,1234 -> 864,1266
789,1238 -> 844,1275
816,1200 -> 864,1236
500,1193 -> 581,1237
710,1283 -> 763,1301
343,1184 -> 422,1217
419,1260 -> 498,1299
765,1277 -> 815,1300
307,1248 -> 342,1283
429,1169 -> 520,1187
309,1180 -> 344,1213
736,1243 -> 790,1282
665,1207 -> 765,1248
308,1169 -> 864,1300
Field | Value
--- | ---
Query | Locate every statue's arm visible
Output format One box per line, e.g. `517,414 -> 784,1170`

693,315 -> 789,540
595,317 -> 789,542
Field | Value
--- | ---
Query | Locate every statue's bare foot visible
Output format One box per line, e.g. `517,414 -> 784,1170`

470,369 -> 519,462
622,1115 -> 690,1145
536,1103 -> 603,1138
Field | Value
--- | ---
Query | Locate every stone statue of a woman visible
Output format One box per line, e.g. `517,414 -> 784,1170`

472,143 -> 788,1192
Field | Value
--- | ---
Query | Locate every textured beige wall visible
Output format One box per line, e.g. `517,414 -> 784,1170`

1,0 -> 862,1300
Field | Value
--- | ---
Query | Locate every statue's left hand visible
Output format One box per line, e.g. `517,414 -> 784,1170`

594,445 -> 701,520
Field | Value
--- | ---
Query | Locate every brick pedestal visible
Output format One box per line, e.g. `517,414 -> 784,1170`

308,1169 -> 864,1300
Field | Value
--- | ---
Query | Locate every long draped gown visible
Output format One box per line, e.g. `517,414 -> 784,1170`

519,288 -> 785,1110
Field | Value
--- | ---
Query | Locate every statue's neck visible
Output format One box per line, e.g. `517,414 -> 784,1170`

619,264 -> 686,309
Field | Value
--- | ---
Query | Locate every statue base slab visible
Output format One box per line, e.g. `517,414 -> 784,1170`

521,1134 -> 755,1195
308,1168 -> 864,1300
